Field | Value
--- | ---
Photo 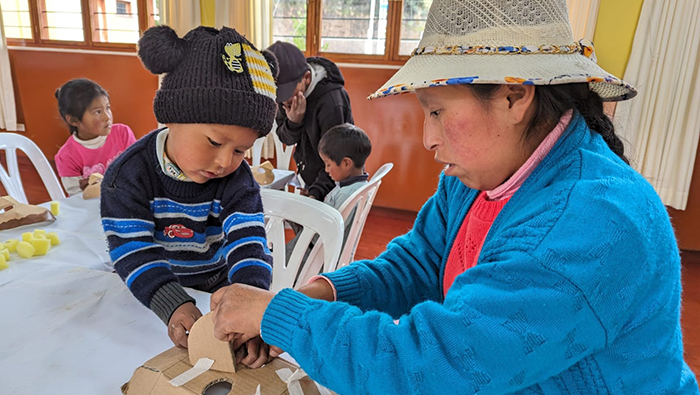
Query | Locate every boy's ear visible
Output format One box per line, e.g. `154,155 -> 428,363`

341,157 -> 354,169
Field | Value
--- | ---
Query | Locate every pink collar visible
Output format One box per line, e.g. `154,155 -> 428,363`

487,110 -> 573,201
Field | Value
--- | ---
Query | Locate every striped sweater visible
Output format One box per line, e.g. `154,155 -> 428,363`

101,130 -> 272,324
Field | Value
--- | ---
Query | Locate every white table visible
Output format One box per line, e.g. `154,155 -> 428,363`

0,262 -> 212,394
262,169 -> 295,191
0,195 -> 111,274
0,195 -> 305,395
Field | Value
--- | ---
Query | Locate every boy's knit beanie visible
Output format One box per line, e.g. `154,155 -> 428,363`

137,25 -> 278,135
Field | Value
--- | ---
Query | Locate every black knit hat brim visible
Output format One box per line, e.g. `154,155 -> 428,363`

154,87 -> 276,135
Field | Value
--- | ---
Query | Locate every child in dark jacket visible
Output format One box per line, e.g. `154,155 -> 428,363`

268,41 -> 353,201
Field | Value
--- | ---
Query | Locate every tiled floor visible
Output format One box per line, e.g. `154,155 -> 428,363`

3,152 -> 699,378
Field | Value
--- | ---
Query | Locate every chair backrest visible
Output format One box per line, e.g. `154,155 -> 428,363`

251,136 -> 265,167
0,133 -> 65,204
271,127 -> 295,171
332,163 -> 394,270
260,189 -> 344,293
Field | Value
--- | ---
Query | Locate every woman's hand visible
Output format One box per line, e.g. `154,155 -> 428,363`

168,302 -> 203,348
297,278 -> 335,302
210,284 -> 275,348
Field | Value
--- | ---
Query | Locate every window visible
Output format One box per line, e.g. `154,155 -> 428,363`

272,0 -> 432,63
38,0 -> 84,42
3,0 -> 157,50
1,0 -> 32,39
320,0 -> 388,55
272,0 -> 307,51
399,0 -> 432,56
115,0 -> 129,15
90,0 -> 139,44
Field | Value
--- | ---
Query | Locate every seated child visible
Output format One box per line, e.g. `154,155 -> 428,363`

287,123 -> 372,262
100,25 -> 278,363
54,78 -> 136,196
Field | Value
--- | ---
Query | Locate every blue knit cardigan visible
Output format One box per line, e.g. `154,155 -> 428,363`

262,114 -> 699,394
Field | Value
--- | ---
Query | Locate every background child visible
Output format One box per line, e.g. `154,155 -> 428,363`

286,123 -> 372,263
101,25 -> 277,367
267,41 -> 354,201
54,78 -> 136,196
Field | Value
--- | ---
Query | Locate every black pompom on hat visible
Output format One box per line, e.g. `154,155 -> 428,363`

138,25 -> 277,135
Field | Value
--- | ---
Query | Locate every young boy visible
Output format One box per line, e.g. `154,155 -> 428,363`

286,124 -> 372,263
267,41 -> 354,201
100,25 -> 277,364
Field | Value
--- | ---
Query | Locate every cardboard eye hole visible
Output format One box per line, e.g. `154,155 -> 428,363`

202,379 -> 233,395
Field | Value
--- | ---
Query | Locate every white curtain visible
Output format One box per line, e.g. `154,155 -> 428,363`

160,1 -> 200,37
566,0 -> 601,40
0,4 -> 19,131
614,0 -> 700,210
216,0 -> 276,160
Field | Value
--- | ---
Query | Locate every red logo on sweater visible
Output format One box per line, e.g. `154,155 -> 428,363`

163,224 -> 194,239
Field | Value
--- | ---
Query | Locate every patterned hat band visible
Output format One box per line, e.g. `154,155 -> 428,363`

411,39 -> 596,61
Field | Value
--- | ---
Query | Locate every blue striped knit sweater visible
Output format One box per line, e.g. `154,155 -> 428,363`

101,130 -> 272,324
261,114 -> 699,394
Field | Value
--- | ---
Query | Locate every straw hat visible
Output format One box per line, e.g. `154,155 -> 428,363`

369,0 -> 636,102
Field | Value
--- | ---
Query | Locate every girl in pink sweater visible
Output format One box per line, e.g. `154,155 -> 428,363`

54,78 -> 136,195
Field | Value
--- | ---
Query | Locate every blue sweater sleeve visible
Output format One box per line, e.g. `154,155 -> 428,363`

261,248 -> 607,394
219,177 -> 273,290
323,175 -> 460,318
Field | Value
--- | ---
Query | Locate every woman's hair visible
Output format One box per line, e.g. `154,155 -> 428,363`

55,78 -> 109,135
467,83 -> 627,163
319,123 -> 372,168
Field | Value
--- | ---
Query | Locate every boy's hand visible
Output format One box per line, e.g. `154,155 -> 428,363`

79,178 -> 89,191
237,336 -> 273,368
210,284 -> 274,345
168,302 -> 203,349
282,92 -> 306,124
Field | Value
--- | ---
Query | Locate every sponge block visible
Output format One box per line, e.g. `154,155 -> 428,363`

17,241 -> 35,258
4,239 -> 18,253
0,254 -> 7,270
30,238 -> 51,256
47,232 -> 61,246
50,201 -> 60,216
0,249 -> 9,261
21,232 -> 33,242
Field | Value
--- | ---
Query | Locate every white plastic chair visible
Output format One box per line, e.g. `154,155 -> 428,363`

251,136 -> 265,167
0,133 -> 65,204
332,163 -> 394,270
271,126 -> 295,171
261,189 -> 344,293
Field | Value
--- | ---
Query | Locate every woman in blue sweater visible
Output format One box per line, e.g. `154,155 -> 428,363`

210,0 -> 699,393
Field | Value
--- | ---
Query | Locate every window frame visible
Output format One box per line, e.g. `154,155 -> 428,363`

5,0 -> 152,52
298,0 -> 418,65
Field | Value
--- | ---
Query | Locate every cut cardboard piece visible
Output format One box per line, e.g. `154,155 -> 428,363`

0,196 -> 55,231
188,313 -> 237,373
82,173 -> 104,200
123,311 -> 324,395
251,161 -> 274,186
122,346 -> 323,395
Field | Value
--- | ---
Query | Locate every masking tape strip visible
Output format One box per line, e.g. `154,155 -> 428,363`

169,358 -> 215,387
276,368 -> 307,395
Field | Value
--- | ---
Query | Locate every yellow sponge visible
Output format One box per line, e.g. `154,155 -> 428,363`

17,241 -> 35,258
0,249 -> 9,261
21,232 -> 33,242
0,254 -> 7,270
47,232 -> 61,246
30,238 -> 51,256
50,201 -> 60,216
33,229 -> 46,238
4,239 -> 19,253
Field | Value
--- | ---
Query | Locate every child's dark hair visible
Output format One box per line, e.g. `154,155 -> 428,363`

319,123 -> 372,168
467,83 -> 628,164
55,78 -> 109,135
